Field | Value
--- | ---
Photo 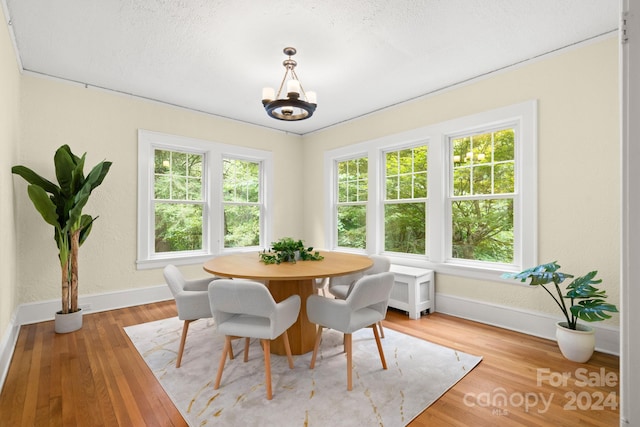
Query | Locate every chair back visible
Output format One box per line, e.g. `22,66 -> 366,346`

365,255 -> 391,275
208,279 -> 276,319
346,271 -> 395,315
330,255 -> 389,289
163,264 -> 186,297
329,271 -> 362,288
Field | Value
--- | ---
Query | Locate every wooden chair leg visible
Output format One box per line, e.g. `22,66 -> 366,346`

372,324 -> 387,369
228,338 -> 235,360
214,336 -> 232,390
243,337 -> 250,362
176,319 -> 193,368
378,321 -> 385,338
262,339 -> 273,400
345,333 -> 353,391
310,325 -> 323,369
282,331 -> 294,369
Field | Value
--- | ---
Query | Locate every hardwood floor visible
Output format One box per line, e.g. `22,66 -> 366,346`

0,302 -> 619,426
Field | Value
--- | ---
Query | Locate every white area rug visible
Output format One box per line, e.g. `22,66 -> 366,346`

124,317 -> 482,426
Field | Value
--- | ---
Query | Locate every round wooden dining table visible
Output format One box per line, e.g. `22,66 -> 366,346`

203,251 -> 373,355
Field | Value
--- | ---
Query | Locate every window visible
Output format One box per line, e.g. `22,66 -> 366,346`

335,157 -> 368,249
154,149 -> 205,253
325,101 -> 536,278
223,158 -> 261,248
384,145 -> 427,254
137,130 -> 272,269
450,128 -> 515,264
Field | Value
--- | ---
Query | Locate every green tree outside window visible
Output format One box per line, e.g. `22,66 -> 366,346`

154,149 -> 204,253
223,158 -> 261,248
384,145 -> 427,254
451,129 -> 515,263
336,157 -> 367,249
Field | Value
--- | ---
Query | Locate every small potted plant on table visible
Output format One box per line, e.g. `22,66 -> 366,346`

259,237 -> 323,264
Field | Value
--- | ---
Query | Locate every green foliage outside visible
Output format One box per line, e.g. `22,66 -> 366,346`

223,158 -> 260,248
384,146 -> 427,254
155,128 -> 515,262
451,129 -> 515,263
154,149 -> 205,253
337,205 -> 366,248
155,203 -> 203,252
336,157 -> 368,248
336,129 -> 515,263
384,203 -> 426,253
153,152 -> 262,253
224,205 -> 260,248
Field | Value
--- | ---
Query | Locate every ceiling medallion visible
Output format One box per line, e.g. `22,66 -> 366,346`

262,47 -> 317,121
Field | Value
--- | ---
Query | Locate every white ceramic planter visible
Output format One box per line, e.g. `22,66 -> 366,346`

55,309 -> 83,333
555,321 -> 595,363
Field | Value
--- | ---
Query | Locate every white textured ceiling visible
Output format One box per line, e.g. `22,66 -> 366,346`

4,0 -> 619,135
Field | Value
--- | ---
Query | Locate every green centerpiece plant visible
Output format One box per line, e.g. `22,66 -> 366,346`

259,237 -> 324,264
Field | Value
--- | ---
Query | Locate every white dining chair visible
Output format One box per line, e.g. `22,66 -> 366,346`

314,277 -> 329,296
307,271 -> 395,390
163,264 -> 218,368
208,279 -> 301,400
327,255 -> 391,337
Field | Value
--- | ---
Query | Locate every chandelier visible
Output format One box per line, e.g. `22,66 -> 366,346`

261,47 -> 317,121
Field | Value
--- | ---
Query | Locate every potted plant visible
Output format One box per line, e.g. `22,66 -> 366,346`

502,261 -> 618,362
259,237 -> 324,264
12,145 -> 112,333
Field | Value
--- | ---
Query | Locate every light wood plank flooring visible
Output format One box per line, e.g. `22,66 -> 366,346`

0,301 -> 619,426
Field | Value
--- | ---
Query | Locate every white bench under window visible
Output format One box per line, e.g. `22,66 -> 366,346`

388,265 -> 434,319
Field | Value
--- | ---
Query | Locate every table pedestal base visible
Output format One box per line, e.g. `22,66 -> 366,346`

268,279 -> 317,355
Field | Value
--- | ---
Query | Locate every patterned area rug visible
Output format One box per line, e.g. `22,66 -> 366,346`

124,317 -> 481,426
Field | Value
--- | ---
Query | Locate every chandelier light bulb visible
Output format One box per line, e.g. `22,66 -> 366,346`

262,87 -> 275,102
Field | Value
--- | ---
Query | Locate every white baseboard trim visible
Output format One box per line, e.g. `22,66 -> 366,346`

434,293 -> 620,356
16,285 -> 173,326
2,286 -> 620,393
0,284 -> 173,393
0,311 -> 20,395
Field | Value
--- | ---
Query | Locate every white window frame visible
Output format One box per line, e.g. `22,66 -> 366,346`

221,154 -> 267,250
324,101 -> 537,281
381,143 -> 429,257
137,129 -> 273,270
333,154 -> 369,251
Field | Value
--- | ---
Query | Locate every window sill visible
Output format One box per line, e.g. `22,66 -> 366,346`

384,254 -> 523,284
136,254 -> 216,270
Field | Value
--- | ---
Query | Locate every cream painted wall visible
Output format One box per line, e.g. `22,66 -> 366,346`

302,37 -> 620,326
6,26 -> 620,331
15,76 -> 303,305
0,6 -> 20,342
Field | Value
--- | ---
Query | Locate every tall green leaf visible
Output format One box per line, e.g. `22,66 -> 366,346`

11,165 -> 60,196
70,153 -> 87,195
78,215 -> 95,246
85,161 -> 113,192
26,185 -> 60,228
54,147 -> 76,198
